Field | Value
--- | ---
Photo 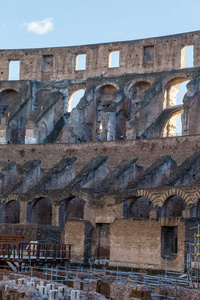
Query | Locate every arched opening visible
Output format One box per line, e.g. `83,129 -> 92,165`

38,122 -> 48,143
164,78 -> 189,108
64,197 -> 86,223
31,198 -> 52,225
162,78 -> 191,137
0,89 -> 18,123
5,200 -> 20,224
124,197 -> 153,219
96,84 -> 117,141
162,109 -> 184,137
161,195 -> 186,218
68,89 -> 85,112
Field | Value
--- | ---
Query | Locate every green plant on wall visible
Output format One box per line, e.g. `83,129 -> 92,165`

19,149 -> 25,157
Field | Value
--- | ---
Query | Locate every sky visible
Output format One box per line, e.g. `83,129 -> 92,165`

1,0 -> 200,50
1,0 -> 199,134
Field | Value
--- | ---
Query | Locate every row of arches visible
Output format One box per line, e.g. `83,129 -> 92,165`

67,76 -> 190,141
3,191 -> 200,228
124,195 -> 188,219
0,75 -> 192,144
1,197 -> 85,228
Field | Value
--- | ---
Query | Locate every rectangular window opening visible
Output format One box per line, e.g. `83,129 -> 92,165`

76,54 -> 86,71
143,45 -> 154,65
161,226 -> 178,257
9,60 -> 20,80
184,45 -> 194,68
109,50 -> 120,68
42,55 -> 53,72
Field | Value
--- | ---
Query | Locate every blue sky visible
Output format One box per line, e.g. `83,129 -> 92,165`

1,0 -> 200,49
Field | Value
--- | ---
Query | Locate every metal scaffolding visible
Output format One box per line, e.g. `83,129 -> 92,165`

187,223 -> 200,289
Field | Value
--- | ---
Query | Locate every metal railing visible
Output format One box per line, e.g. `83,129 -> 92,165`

0,242 -> 71,261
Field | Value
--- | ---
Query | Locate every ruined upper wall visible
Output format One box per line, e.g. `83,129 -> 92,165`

1,30 -> 200,81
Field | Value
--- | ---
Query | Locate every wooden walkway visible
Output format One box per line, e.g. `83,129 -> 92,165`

0,242 -> 71,265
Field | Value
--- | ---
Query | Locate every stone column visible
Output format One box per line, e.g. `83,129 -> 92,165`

65,220 -> 93,263
107,112 -> 116,141
52,204 -> 59,226
149,207 -> 159,219
0,124 -> 8,144
20,201 -> 27,224
182,208 -> 191,218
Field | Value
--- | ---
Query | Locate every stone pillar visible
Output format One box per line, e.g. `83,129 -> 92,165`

107,112 -> 116,141
20,201 -> 27,224
182,208 -> 191,218
52,205 -> 59,226
25,123 -> 37,143
149,207 -> 159,219
0,124 -> 8,144
65,220 -> 93,263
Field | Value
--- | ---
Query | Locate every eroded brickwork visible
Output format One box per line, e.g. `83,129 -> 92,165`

1,31 -> 200,275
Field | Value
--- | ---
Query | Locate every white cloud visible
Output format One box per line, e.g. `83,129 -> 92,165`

25,18 -> 53,35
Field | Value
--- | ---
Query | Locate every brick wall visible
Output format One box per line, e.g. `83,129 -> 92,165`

110,219 -> 185,271
1,135 -> 200,174
0,30 -> 200,81
65,220 -> 93,263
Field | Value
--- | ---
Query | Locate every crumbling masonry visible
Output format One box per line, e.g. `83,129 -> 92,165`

1,31 -> 200,273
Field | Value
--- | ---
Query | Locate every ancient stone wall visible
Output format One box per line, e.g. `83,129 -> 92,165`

0,136 -> 199,173
109,219 -> 185,271
1,31 -> 200,81
65,220 -> 93,263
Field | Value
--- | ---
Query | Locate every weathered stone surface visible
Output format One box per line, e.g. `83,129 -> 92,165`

1,31 -> 200,276
166,151 -> 200,186
97,157 -> 143,192
127,155 -> 177,189
153,285 -> 200,300
110,282 -> 152,300
0,281 -> 43,300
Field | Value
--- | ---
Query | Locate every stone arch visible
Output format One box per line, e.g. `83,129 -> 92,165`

129,196 -> 153,219
30,197 -> 52,225
194,191 -> 200,202
126,78 -> 153,94
162,189 -> 188,202
0,89 -> 18,123
152,197 -> 165,208
163,77 -> 190,108
5,194 -> 21,204
5,200 -> 20,224
162,108 -> 184,137
161,194 -> 186,218
96,84 -> 118,110
137,189 -> 155,202
124,192 -> 154,219
0,87 -> 19,94
95,82 -> 119,92
62,196 -> 86,223
95,84 -> 118,141
67,88 -> 86,112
